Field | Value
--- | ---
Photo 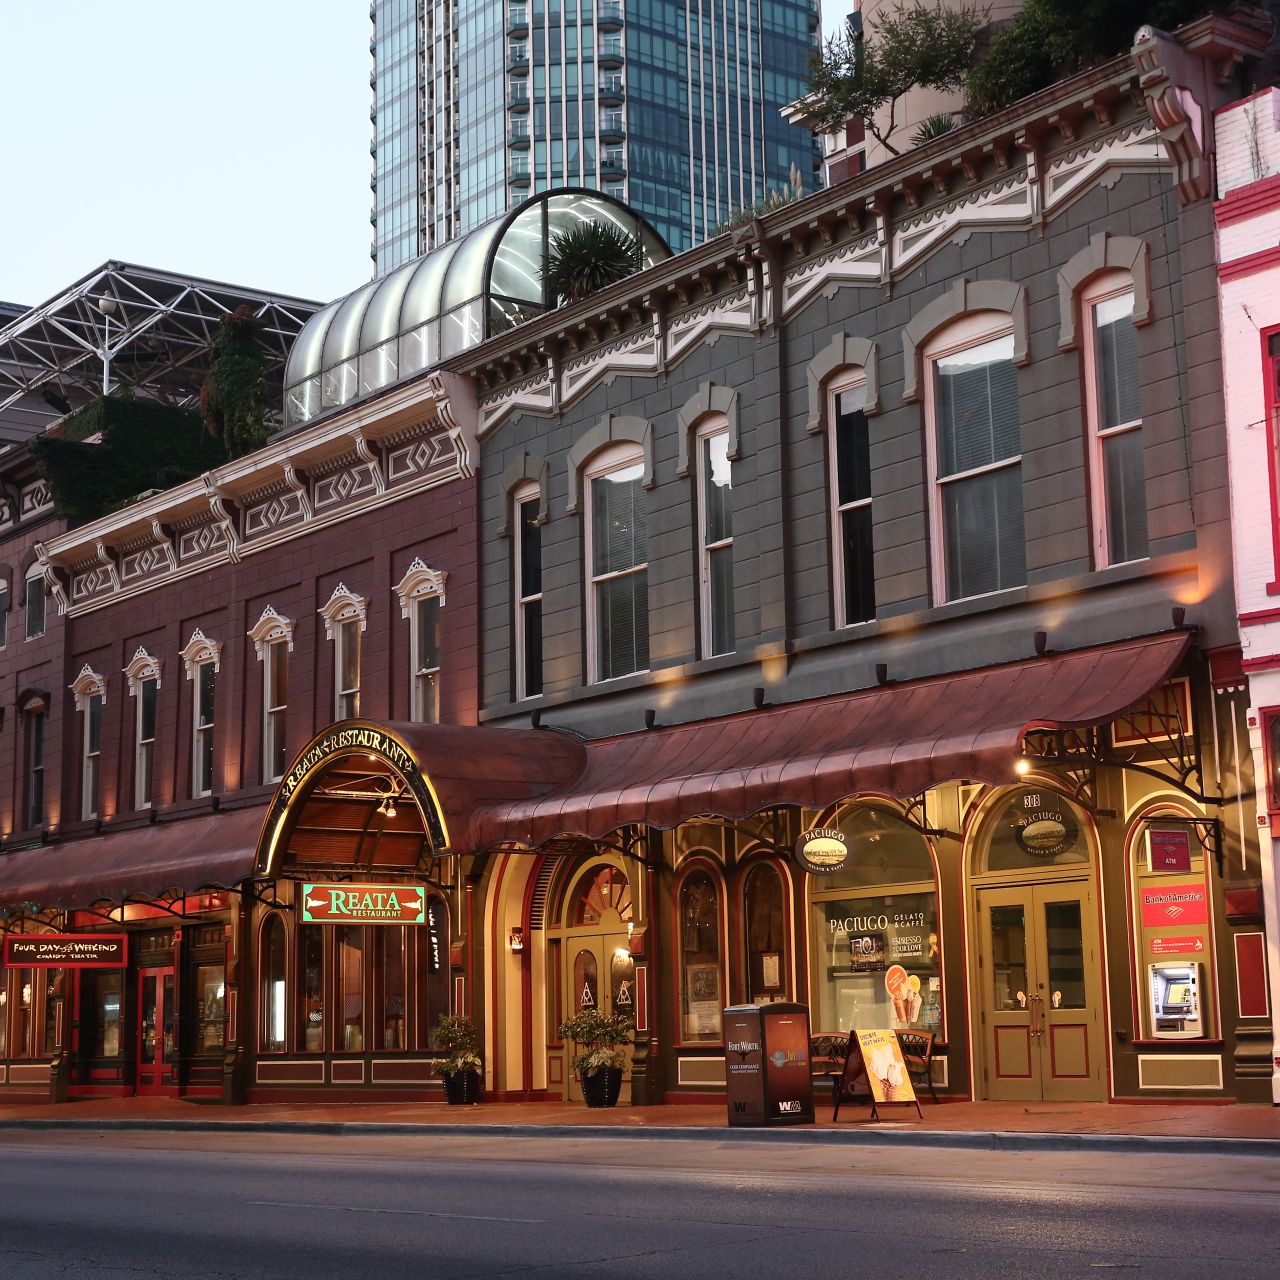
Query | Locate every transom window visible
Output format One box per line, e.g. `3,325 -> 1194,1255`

1086,278 -> 1148,566
698,425 -> 734,657
586,447 -> 648,683
515,483 -> 543,699
830,379 -> 875,626
573,866 -> 633,926
928,326 -> 1026,601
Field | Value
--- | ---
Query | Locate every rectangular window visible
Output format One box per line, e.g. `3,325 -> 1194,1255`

931,332 -> 1026,601
340,926 -> 364,1052
698,428 -> 735,656
831,383 -> 875,625
1090,289 -> 1148,565
263,642 -> 288,783
136,677 -> 157,809
413,596 -> 442,723
0,586 -> 8,647
82,693 -> 102,820
589,458 -> 649,682
336,619 -> 362,719
516,490 -> 543,699
25,572 -> 45,640
193,661 -> 216,797
24,707 -> 44,829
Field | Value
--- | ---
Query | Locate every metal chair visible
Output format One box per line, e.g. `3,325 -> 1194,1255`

894,1028 -> 937,1102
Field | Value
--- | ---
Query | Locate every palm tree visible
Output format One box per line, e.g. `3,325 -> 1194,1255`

542,221 -> 643,305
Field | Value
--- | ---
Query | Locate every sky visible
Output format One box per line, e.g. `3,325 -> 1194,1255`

0,1 -> 372,310
0,1 -> 847,313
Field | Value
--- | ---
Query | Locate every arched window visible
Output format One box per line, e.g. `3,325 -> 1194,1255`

980,788 -> 1091,873
678,867 -> 723,1043
743,862 -> 788,1002
585,443 -> 648,683
809,806 -> 941,1036
260,915 -> 287,1053
924,315 -> 1026,602
573,865 -> 632,926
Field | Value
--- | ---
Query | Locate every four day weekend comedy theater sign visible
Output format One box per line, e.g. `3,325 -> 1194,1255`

4,934 -> 128,968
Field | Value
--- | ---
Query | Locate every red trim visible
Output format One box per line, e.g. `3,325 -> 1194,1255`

1214,173 -> 1280,227
1219,244 -> 1280,283
1242,653 -> 1280,673
1238,607 -> 1280,625
1260,322 -> 1280,596
1213,88 -> 1275,117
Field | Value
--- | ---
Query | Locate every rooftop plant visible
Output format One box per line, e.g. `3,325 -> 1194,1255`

200,305 -> 271,459
542,220 -> 644,305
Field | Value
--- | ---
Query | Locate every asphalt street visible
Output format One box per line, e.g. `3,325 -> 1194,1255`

1,1129 -> 1277,1279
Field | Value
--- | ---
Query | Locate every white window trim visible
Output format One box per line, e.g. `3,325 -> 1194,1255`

181,631 -> 221,799
695,419 -> 734,658
1082,270 -> 1145,569
319,584 -> 368,722
70,666 -> 106,821
180,628 -> 222,679
584,443 -> 649,685
248,605 -> 296,658
0,582 -> 9,649
248,608 -> 295,785
826,371 -> 873,630
24,566 -> 46,640
513,481 -> 542,701
410,595 -> 442,723
922,315 -> 1021,605
124,649 -> 162,810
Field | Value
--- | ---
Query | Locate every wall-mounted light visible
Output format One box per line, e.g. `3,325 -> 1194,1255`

1172,606 -> 1186,629
1014,758 -> 1032,777
875,663 -> 889,686
509,926 -> 525,953
1033,630 -> 1048,656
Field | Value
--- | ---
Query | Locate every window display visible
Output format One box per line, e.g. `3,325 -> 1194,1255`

301,925 -> 325,1051
743,862 -> 787,1003
680,869 -> 722,1042
261,916 -> 286,1052
194,963 -> 226,1054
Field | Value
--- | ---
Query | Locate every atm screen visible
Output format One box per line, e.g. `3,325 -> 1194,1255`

1165,983 -> 1191,1007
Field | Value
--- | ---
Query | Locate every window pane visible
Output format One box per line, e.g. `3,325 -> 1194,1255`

592,463 -> 646,576
1103,428 -> 1149,564
86,971 -> 122,1058
196,962 -> 226,1055
519,498 -> 542,597
744,864 -> 786,1002
340,621 -> 361,693
680,871 -> 721,1042
88,695 -> 102,753
340,926 -> 364,1052
416,597 -> 441,671
140,679 -> 157,741
42,969 -> 63,1054
935,335 -> 1020,477
269,643 -> 289,708
1095,293 -> 1141,429
26,578 -> 45,638
1044,900 -> 1086,1009
708,544 -> 734,656
261,917 -> 287,1052
596,569 -> 649,679
840,505 -> 875,624
702,433 -> 732,544
836,403 -> 871,505
990,905 -> 1028,1011
380,928 -> 406,1050
522,598 -> 543,697
943,465 -> 1026,598
301,925 -> 325,1051
197,663 -> 216,725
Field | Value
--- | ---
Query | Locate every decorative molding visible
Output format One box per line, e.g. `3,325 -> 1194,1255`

1057,233 -> 1153,350
180,628 -> 222,680
565,414 -> 654,515
18,480 -> 52,519
393,558 -> 447,618
666,289 -> 755,366
69,665 -> 106,712
781,237 -> 880,318
247,606 -> 296,659
676,383 -> 740,478
1132,25 -> 1210,205
497,451 -> 550,537
319,583 -> 368,640
901,278 -> 1030,403
123,648 -> 162,696
806,335 -> 880,435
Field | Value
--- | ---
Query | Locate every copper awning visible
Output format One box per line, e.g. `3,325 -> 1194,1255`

466,632 -> 1192,851
0,805 -> 267,913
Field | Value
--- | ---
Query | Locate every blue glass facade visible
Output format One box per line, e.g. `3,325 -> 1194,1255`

371,0 -> 821,273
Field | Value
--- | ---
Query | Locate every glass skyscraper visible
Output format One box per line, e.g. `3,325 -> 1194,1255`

370,0 -> 821,273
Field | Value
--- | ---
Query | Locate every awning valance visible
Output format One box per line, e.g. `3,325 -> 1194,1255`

0,805 -> 267,913
465,632 -> 1192,851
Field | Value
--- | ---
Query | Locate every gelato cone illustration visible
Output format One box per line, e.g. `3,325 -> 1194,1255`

868,1042 -> 906,1101
885,965 -> 910,1023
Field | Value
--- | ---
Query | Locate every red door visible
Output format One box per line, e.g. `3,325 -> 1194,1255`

136,968 -> 177,1095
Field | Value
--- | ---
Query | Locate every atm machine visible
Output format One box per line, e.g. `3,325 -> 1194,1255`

1148,962 -> 1203,1039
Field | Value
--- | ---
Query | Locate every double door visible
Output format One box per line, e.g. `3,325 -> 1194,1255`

136,967 -> 177,1095
562,933 -> 635,1103
977,882 -> 1104,1101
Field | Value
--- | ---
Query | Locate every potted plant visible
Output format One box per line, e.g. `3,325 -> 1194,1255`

430,1014 -> 482,1105
558,1008 -> 632,1108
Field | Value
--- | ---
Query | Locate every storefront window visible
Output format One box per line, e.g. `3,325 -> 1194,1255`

743,863 -> 787,1003
17,970 -> 34,1057
261,916 -> 287,1052
300,925 -> 325,1051
379,928 -> 406,1050
984,789 -> 1090,871
84,971 -> 122,1058
194,963 -> 225,1055
679,868 -> 722,1042
340,926 -> 364,1052
0,974 -> 7,1054
810,806 -> 941,1036
573,949 -> 598,1013
42,970 -> 63,1055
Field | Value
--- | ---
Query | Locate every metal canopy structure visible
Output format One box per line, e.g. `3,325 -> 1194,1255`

0,261 -> 322,447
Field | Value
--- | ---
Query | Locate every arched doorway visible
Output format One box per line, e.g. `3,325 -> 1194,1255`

968,786 -> 1106,1102
550,861 -> 635,1103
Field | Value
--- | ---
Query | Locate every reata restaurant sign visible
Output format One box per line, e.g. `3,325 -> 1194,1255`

4,934 -> 128,968
301,883 -> 427,925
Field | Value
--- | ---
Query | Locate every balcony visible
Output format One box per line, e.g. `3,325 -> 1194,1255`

508,43 -> 529,71
598,37 -> 624,67
808,0 -> 819,26
597,76 -> 624,105
598,1 -> 624,30
507,5 -> 528,36
508,122 -> 531,149
600,148 -> 625,176
508,83 -> 530,111
599,110 -> 625,143
509,161 -> 531,186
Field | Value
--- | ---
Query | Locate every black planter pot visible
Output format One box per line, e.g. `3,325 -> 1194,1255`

580,1066 -> 623,1108
442,1069 -> 481,1105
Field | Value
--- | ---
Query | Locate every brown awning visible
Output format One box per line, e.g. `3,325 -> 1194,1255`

466,632 -> 1191,851
0,805 -> 266,913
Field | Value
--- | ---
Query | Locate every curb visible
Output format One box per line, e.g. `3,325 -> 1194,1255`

1,1118 -> 1277,1157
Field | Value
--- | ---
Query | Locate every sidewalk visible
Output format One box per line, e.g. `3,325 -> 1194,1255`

3,1095 -> 1280,1154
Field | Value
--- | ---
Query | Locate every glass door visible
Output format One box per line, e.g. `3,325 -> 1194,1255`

977,883 -> 1103,1102
561,933 -> 635,1102
136,967 -> 177,1095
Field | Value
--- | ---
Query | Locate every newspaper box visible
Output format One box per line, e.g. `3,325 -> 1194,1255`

723,1002 -> 814,1126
